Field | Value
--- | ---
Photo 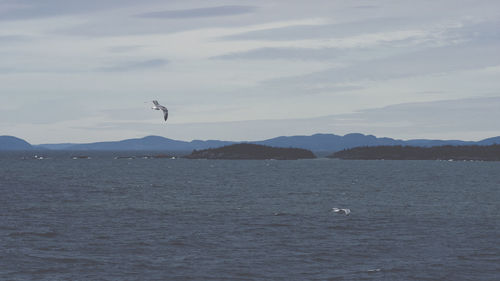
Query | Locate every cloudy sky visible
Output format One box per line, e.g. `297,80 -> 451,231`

1,0 -> 499,144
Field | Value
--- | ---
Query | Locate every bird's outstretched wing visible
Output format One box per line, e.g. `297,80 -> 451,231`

153,100 -> 159,106
163,108 -> 168,121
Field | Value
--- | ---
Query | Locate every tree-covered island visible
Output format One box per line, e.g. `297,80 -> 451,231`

330,145 -> 500,161
184,143 -> 316,160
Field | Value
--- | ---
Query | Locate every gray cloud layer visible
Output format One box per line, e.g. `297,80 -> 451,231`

221,18 -> 410,41
2,0 -> 500,143
263,43 -> 500,86
213,47 -> 344,61
0,35 -> 30,43
97,59 -> 168,72
0,0 -> 143,21
138,5 -> 257,19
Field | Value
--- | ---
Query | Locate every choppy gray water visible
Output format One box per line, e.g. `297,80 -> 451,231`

1,152 -> 499,280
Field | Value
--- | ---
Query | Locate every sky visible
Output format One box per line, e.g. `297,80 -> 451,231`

1,0 -> 499,144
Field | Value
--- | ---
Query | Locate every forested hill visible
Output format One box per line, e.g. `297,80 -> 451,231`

330,145 -> 500,161
185,143 -> 316,160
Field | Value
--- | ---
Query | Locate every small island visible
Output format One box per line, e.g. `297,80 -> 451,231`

329,145 -> 500,161
184,143 -> 316,160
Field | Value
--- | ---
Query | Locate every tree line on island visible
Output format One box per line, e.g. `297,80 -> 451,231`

185,143 -> 316,160
185,143 -> 500,161
329,144 -> 500,161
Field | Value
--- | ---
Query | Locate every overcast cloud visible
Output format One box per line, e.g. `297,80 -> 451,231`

1,0 -> 499,143
137,5 -> 257,19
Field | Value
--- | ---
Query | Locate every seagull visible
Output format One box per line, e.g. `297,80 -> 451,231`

151,100 -> 168,121
332,208 -> 351,215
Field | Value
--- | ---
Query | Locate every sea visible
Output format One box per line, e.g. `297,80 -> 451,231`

1,151 -> 499,281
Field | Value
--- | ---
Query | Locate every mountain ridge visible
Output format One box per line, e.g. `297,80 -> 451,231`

2,134 -> 500,152
0,136 -> 35,151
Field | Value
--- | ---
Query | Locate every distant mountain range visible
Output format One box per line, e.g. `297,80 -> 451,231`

1,134 -> 500,152
33,136 -> 234,151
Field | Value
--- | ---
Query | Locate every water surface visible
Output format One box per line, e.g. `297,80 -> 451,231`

1,153 -> 499,280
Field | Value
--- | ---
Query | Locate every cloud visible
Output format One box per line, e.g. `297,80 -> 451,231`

447,20 -> 500,44
353,5 -> 380,9
212,47 -> 343,61
0,0 -> 140,21
137,5 -> 257,19
0,58 -> 169,74
182,96 -> 500,141
107,45 -> 144,53
0,98 -> 89,124
263,42 -> 500,86
55,4 -> 262,37
0,35 -> 30,43
97,59 -> 168,72
220,18 -> 410,41
331,96 -> 500,139
0,67 -> 15,73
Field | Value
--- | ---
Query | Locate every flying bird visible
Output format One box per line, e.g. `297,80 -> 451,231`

332,208 -> 351,215
151,100 -> 168,121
